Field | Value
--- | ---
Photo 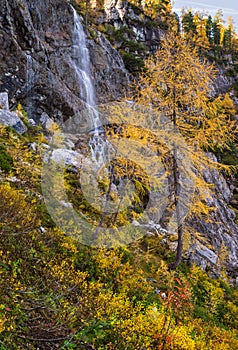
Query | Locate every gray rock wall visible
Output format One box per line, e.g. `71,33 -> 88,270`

187,156 -> 238,279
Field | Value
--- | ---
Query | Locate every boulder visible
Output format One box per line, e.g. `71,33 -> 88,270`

0,92 -> 9,110
0,110 -> 27,134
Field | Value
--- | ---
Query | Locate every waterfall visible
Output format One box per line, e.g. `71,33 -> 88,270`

25,53 -> 35,117
71,7 -> 110,168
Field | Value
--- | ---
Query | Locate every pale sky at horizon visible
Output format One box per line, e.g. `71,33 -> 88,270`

172,0 -> 238,30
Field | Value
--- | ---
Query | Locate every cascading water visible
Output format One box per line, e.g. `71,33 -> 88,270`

25,53 -> 35,117
71,7 -> 110,168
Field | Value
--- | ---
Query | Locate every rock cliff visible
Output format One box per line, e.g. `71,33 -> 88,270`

0,0 -> 129,121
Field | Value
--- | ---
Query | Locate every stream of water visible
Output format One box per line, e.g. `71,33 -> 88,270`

25,53 -> 35,117
71,7 -> 110,168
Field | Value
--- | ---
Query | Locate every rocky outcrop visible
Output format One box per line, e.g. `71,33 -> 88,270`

0,92 -> 27,133
88,0 -> 163,72
0,0 -> 129,121
213,67 -> 234,97
187,156 -> 238,280
104,0 -> 128,22
0,109 -> 27,134
91,0 -> 162,49
0,92 -> 9,109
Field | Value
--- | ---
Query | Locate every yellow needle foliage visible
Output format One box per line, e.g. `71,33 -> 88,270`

135,32 -> 236,150
125,31 -> 237,267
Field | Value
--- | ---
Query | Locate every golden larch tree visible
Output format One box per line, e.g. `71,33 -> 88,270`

133,31 -> 236,268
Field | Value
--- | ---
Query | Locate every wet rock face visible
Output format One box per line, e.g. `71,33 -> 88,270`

91,33 -> 129,104
0,0 -> 129,121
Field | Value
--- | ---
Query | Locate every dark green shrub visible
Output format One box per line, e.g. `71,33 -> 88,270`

120,51 -> 144,72
0,145 -> 13,173
233,80 -> 238,96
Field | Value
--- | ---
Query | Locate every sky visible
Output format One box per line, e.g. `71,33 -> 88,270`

172,0 -> 238,30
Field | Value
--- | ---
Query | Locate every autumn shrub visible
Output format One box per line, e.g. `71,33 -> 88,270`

0,183 -> 38,236
0,125 -> 42,190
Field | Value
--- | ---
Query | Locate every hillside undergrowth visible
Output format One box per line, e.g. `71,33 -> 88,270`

0,124 -> 238,349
